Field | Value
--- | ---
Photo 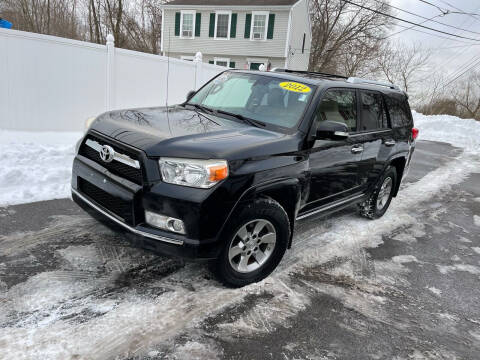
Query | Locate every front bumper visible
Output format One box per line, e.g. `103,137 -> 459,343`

72,188 -> 183,245
72,187 -> 220,260
71,139 -> 226,259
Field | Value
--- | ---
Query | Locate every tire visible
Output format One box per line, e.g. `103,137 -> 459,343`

212,197 -> 290,287
358,166 -> 397,219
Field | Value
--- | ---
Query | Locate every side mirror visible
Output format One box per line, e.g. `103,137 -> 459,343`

316,121 -> 349,140
186,90 -> 196,102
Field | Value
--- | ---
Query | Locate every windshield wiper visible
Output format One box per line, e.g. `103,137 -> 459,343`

215,109 -> 266,128
186,103 -> 215,114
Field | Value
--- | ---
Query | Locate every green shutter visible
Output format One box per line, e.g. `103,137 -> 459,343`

209,60 -> 214,64
195,13 -> 201,36
244,13 -> 251,38
209,13 -> 215,37
267,13 -> 275,39
230,13 -> 237,38
230,61 -> 236,68
175,12 -> 181,36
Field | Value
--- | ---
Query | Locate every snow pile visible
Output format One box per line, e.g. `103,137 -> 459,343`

0,130 -> 82,206
412,111 -> 480,152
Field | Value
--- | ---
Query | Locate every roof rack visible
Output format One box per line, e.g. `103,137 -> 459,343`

272,69 -> 401,90
272,68 -> 347,79
346,77 -> 400,90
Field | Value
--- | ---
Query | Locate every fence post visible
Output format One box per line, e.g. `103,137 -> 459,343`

194,51 -> 203,90
106,34 -> 115,110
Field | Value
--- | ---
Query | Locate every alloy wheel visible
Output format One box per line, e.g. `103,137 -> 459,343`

228,219 -> 277,273
376,176 -> 393,211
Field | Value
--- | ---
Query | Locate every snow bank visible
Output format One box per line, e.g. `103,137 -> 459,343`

0,111 -> 478,207
0,131 -> 82,206
412,111 -> 480,152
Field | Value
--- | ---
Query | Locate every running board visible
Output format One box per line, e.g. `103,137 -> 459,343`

296,193 -> 366,220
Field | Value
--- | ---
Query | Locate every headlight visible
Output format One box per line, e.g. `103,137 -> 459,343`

84,117 -> 96,133
159,158 -> 228,188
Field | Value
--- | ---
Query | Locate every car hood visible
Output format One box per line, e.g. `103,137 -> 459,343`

90,105 -> 300,159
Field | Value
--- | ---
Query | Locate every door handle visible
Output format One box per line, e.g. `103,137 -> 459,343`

384,139 -> 396,146
351,145 -> 364,154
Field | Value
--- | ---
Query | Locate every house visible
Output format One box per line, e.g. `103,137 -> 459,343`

161,0 -> 311,70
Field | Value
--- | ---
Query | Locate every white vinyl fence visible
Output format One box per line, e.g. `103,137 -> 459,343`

0,29 -> 223,131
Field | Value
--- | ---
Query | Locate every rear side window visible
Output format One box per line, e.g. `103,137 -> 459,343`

385,96 -> 411,128
316,89 -> 357,132
359,91 -> 388,131
402,100 -> 414,126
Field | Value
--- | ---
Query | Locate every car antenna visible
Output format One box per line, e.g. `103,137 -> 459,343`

165,27 -> 172,133
166,27 -> 171,109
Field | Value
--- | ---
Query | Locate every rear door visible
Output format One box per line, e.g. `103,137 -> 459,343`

385,95 -> 416,179
354,90 -> 394,191
303,88 -> 364,213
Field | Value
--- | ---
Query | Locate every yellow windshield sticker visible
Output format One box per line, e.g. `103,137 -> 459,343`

279,81 -> 311,93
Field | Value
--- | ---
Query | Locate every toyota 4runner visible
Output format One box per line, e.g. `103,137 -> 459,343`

72,69 -> 418,287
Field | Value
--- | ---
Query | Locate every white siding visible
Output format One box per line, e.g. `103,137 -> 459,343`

168,52 -> 285,69
286,0 -> 311,70
163,8 -> 289,58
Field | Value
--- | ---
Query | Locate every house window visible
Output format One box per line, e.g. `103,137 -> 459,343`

251,11 -> 268,40
215,11 -> 231,39
181,11 -> 195,38
247,58 -> 269,70
214,58 -> 230,67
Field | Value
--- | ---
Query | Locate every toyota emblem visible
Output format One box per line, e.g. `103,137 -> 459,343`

99,145 -> 115,163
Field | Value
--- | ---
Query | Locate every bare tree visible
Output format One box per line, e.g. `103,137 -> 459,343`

454,72 -> 480,120
84,0 -> 163,52
86,0 -> 124,46
1,0 -> 82,39
309,0 -> 392,75
415,71 -> 480,121
122,0 -> 163,53
2,0 -> 165,53
376,42 -> 431,93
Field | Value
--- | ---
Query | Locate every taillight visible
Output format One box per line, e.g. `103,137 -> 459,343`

412,127 -> 419,140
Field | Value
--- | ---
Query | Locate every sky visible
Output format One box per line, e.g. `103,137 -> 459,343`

388,0 -> 480,84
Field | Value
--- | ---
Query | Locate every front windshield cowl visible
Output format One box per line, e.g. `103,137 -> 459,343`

188,72 -> 315,132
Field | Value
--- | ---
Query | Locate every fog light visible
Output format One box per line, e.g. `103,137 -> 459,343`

145,211 -> 186,234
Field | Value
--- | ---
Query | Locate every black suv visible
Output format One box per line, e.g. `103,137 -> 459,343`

72,69 -> 417,287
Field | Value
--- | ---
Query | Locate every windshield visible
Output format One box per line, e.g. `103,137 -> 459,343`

187,72 -> 315,129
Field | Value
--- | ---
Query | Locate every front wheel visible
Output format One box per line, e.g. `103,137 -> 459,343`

212,198 -> 290,287
358,166 -> 397,219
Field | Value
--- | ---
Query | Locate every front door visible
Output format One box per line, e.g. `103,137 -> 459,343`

302,88 -> 364,213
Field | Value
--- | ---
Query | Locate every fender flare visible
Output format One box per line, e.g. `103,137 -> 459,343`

385,152 -> 409,197
218,177 -> 302,248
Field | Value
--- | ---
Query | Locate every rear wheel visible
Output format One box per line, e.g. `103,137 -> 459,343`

358,166 -> 397,219
212,198 -> 290,287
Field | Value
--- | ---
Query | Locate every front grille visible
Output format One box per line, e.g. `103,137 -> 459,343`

79,179 -> 134,224
79,135 -> 143,185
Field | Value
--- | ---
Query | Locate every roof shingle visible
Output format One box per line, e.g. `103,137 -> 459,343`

164,0 -> 299,6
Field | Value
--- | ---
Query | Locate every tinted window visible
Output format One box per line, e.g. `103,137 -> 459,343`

386,96 -> 410,128
315,89 -> 357,132
402,100 -> 413,126
360,91 -> 387,131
